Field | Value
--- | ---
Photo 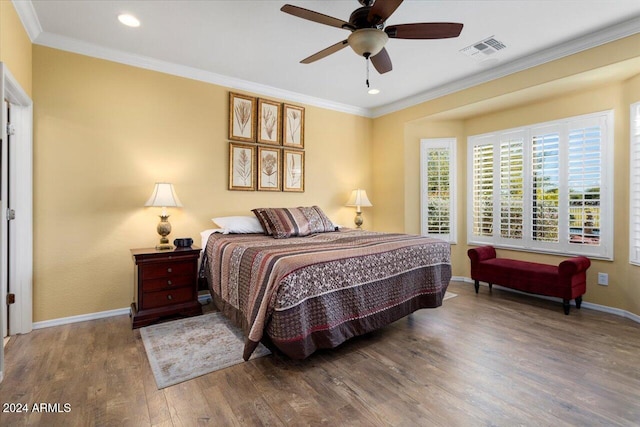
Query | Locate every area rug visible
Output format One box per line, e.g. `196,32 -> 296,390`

444,291 -> 457,300
140,312 -> 271,389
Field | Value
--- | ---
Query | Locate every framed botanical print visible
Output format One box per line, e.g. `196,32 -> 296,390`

229,142 -> 256,191
283,149 -> 305,192
283,104 -> 305,149
257,146 -> 281,191
257,99 -> 282,145
229,92 -> 256,142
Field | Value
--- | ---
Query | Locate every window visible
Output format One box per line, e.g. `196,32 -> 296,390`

631,102 -> 640,265
532,129 -> 560,243
468,111 -> 613,259
421,138 -> 456,243
500,132 -> 525,240
470,140 -> 493,238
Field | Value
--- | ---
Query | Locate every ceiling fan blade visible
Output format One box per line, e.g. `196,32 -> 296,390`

301,40 -> 349,64
368,0 -> 403,26
281,4 -> 352,30
371,48 -> 392,74
385,22 -> 464,39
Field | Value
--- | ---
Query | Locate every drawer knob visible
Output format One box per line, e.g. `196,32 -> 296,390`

167,280 -> 172,286
167,294 -> 173,300
167,268 -> 173,273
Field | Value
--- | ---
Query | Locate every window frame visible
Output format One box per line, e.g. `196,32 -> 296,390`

420,138 -> 457,243
631,102 -> 640,266
467,110 -> 614,260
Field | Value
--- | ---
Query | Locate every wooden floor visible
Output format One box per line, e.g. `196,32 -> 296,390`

1,281 -> 639,426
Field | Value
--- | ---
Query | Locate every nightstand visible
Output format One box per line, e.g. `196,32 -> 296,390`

130,246 -> 202,329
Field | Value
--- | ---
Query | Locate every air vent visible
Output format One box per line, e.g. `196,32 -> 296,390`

460,36 -> 506,62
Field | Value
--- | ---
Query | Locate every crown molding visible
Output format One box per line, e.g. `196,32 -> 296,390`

11,2 -> 369,116
371,14 -> 640,118
11,0 -> 42,42
33,31 -> 370,118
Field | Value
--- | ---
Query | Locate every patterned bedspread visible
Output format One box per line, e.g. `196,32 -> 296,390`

203,229 -> 451,359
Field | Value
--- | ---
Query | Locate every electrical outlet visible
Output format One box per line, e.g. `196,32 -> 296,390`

597,272 -> 609,286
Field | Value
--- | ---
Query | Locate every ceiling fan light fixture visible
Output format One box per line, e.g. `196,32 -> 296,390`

348,28 -> 388,57
118,13 -> 140,28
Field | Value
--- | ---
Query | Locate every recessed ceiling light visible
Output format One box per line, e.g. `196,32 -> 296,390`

118,14 -> 140,28
368,88 -> 380,95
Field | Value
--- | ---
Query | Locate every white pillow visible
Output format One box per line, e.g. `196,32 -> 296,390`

200,228 -> 223,249
211,216 -> 265,234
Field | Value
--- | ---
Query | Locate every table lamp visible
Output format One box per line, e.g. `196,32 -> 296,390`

346,188 -> 372,229
145,182 -> 182,250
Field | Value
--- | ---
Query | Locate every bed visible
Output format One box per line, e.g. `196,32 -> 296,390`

201,207 -> 452,359
201,222 -> 452,360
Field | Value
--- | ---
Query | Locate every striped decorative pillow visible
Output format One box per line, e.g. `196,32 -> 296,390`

252,206 -> 336,238
251,208 -> 274,236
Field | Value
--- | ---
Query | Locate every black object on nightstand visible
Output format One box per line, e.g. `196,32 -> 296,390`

173,237 -> 194,248
130,246 -> 202,329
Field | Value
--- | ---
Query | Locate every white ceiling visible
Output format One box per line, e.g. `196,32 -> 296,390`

18,0 -> 640,117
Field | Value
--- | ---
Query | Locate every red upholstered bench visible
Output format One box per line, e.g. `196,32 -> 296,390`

467,246 -> 591,315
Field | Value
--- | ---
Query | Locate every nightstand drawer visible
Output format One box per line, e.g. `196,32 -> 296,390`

142,274 -> 194,292
141,260 -> 193,279
143,287 -> 193,309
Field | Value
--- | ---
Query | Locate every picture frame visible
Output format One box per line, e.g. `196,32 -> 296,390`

283,149 -> 305,192
257,146 -> 281,191
229,92 -> 256,142
257,99 -> 282,145
283,104 -> 305,149
229,142 -> 256,191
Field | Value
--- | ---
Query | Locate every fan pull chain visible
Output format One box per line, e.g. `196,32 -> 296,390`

366,58 -> 370,88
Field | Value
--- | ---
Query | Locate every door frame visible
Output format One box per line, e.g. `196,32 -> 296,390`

0,63 -> 33,343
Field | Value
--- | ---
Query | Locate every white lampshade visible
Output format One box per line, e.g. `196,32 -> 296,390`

348,28 -> 388,57
346,189 -> 373,210
145,182 -> 183,208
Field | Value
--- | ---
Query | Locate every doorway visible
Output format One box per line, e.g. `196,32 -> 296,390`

0,63 -> 34,383
2,99 -> 9,340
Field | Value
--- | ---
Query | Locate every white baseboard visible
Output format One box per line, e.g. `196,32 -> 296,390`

28,283 -> 640,330
33,307 -> 131,330
32,294 -> 213,330
198,294 -> 212,304
579,301 -> 640,323
460,278 -> 640,324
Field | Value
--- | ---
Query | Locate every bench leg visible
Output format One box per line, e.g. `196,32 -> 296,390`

575,295 -> 583,310
488,283 -> 493,292
562,299 -> 570,315
474,280 -> 479,293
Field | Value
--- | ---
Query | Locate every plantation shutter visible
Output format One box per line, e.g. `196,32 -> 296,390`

531,130 -> 560,243
567,122 -> 602,247
420,139 -> 456,242
631,102 -> 640,265
499,135 -> 524,240
472,142 -> 494,238
425,149 -> 450,234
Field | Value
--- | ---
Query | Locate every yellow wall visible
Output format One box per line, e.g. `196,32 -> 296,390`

32,46 -> 372,322
0,0 -> 32,96
372,34 -> 640,315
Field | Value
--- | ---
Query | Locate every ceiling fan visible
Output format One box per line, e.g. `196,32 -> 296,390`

281,0 -> 464,78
